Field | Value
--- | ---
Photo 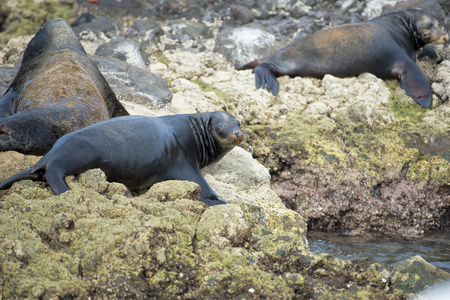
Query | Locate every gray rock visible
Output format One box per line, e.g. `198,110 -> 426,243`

71,12 -> 95,27
90,56 -> 172,108
334,0 -> 359,14
72,16 -> 121,38
254,0 -> 313,16
0,66 -> 17,96
95,36 -> 147,69
230,5 -> 255,24
290,1 -> 311,18
130,19 -> 163,42
257,0 -> 296,13
215,22 -> 284,67
301,0 -> 317,6
167,20 -> 212,42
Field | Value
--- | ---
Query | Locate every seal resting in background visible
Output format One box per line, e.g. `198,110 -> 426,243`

237,9 -> 448,109
0,18 -> 129,155
0,112 -> 244,206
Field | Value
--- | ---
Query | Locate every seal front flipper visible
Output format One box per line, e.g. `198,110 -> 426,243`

192,173 -> 228,206
203,193 -> 228,206
167,164 -> 228,206
392,60 -> 432,109
254,63 -> 280,95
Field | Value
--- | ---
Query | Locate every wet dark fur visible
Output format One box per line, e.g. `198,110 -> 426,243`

0,112 -> 244,206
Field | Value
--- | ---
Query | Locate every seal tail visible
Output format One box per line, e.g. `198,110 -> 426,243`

235,60 -> 263,70
0,167 -> 45,191
254,63 -> 279,96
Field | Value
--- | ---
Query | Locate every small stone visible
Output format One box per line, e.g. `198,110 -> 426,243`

31,285 -> 45,298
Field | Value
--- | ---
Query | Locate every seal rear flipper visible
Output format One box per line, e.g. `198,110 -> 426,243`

0,168 -> 44,191
392,61 -> 432,109
45,166 -> 70,195
254,63 -> 279,95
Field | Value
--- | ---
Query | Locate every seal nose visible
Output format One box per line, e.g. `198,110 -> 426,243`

233,131 -> 243,144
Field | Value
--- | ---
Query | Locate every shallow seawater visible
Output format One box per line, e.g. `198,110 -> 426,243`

307,230 -> 450,273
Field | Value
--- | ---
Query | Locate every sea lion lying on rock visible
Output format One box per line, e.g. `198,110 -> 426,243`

237,9 -> 448,109
0,18 -> 128,155
0,112 -> 244,206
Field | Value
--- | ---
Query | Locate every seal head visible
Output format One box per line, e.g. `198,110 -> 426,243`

411,10 -> 448,45
190,111 -> 243,169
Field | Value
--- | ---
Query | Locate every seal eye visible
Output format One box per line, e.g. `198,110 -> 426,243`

422,31 -> 430,39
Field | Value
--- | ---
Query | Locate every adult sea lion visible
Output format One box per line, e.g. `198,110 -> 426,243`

237,9 -> 448,109
0,18 -> 129,155
0,112 -> 244,206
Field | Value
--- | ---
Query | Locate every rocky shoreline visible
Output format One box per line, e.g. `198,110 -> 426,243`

0,0 -> 449,298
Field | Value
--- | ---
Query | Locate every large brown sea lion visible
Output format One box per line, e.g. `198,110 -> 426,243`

0,112 -> 244,206
0,18 -> 129,155
237,9 -> 448,108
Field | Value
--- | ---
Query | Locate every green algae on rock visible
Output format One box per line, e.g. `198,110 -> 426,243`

2,147 -> 435,299
0,0 -> 77,47
390,255 -> 450,295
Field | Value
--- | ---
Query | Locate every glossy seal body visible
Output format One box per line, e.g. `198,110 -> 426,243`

237,9 -> 448,108
0,112 -> 244,206
0,18 -> 128,155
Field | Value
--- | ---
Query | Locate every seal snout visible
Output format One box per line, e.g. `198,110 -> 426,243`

232,130 -> 244,145
216,130 -> 243,147
431,31 -> 449,44
441,33 -> 449,44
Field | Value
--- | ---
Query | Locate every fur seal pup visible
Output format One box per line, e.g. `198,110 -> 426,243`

237,9 -> 448,108
0,112 -> 244,206
0,18 -> 129,155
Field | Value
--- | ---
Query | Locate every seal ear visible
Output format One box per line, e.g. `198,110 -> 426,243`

392,60 -> 432,109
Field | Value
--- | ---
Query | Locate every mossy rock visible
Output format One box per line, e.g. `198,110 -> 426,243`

390,255 -> 450,295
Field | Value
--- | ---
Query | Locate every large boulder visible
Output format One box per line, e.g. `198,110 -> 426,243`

215,22 -> 284,67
